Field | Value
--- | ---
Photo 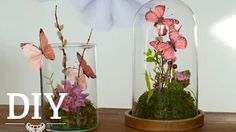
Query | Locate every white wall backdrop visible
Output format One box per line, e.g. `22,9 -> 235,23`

0,0 -> 236,112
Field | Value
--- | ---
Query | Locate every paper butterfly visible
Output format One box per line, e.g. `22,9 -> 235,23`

77,52 -> 96,79
150,26 -> 187,60
145,5 -> 179,36
21,29 -> 55,70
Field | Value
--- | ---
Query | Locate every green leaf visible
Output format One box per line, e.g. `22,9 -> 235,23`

146,57 -> 156,62
145,71 -> 153,104
144,49 -> 152,56
147,89 -> 153,104
145,71 -> 151,91
44,73 -> 56,95
170,80 -> 184,90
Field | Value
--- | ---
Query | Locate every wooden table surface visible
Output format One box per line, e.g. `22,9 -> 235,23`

1,105 -> 236,132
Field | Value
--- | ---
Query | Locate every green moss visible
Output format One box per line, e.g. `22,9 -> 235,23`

133,88 -> 197,120
44,102 -> 97,130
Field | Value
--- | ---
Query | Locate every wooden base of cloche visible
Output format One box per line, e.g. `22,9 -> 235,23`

125,110 -> 204,131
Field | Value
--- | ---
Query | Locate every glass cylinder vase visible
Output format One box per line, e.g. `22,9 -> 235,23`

41,43 -> 98,131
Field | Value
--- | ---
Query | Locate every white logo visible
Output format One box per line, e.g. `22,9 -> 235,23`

25,123 -> 45,132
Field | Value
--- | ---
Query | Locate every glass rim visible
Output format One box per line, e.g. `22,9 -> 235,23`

50,42 -> 96,48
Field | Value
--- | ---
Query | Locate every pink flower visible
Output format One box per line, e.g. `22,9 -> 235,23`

65,67 -> 87,90
55,80 -> 89,112
175,71 -> 190,81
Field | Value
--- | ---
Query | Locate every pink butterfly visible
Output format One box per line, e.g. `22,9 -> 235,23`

77,52 -> 96,79
150,41 -> 175,60
64,67 -> 87,90
145,5 -> 179,36
150,26 -> 187,60
21,29 -> 55,70
169,26 -> 187,49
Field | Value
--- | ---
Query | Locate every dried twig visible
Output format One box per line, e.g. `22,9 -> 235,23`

78,29 -> 93,78
55,5 -> 67,79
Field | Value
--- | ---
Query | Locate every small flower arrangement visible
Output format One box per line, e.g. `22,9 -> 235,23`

132,5 -> 197,120
21,6 -> 97,130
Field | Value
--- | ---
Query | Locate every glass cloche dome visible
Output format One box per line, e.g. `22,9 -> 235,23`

125,0 -> 203,131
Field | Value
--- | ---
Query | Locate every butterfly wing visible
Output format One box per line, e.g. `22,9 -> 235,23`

39,28 -> 55,60
154,5 -> 165,18
149,41 -> 175,60
174,36 -> 187,49
149,41 -> 158,49
156,42 -> 172,52
21,43 -> 44,70
145,10 -> 158,22
82,65 -> 96,79
77,52 -> 96,79
150,41 -> 170,51
162,47 -> 175,60
169,26 -> 187,49
162,18 -> 179,26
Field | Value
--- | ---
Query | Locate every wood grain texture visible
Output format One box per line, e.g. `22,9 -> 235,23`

0,105 -> 236,132
125,110 -> 204,131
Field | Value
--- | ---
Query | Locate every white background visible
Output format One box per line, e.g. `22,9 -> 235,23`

0,0 -> 236,112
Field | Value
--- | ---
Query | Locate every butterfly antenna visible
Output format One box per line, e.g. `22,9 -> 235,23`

178,25 -> 182,32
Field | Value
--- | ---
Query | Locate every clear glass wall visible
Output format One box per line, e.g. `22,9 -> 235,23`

41,43 -> 98,131
132,0 -> 198,120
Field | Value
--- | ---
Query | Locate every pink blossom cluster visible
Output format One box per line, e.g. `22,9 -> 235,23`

54,80 -> 90,112
175,72 -> 190,81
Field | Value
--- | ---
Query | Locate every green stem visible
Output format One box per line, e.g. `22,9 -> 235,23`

44,73 -> 56,96
161,57 -> 164,88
